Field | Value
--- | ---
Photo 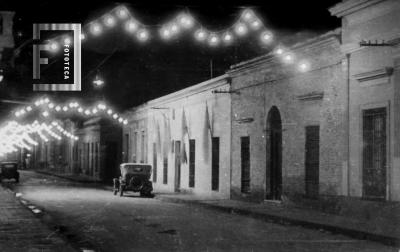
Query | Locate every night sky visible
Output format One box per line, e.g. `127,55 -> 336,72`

0,0 -> 341,114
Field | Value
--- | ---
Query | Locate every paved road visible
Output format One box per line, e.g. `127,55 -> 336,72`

5,170 -> 397,252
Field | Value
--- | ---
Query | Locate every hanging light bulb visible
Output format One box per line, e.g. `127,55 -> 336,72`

234,23 -> 247,36
160,27 -> 172,40
62,106 -> 68,111
178,13 -> 194,29
125,20 -> 138,33
137,29 -> 149,41
250,19 -> 262,30
49,41 -> 59,51
223,32 -> 233,44
298,61 -> 311,72
90,23 -> 102,35
275,47 -> 284,55
195,29 -> 207,41
170,23 -> 180,34
117,6 -> 128,19
283,53 -> 294,64
80,33 -> 86,40
242,9 -> 254,20
208,34 -> 220,46
26,106 -> 32,112
104,15 -> 116,27
93,70 -> 105,87
55,106 -> 61,111
260,31 -> 273,44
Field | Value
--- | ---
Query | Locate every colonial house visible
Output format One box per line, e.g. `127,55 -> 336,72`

330,0 -> 400,201
122,75 -> 231,198
228,29 -> 346,202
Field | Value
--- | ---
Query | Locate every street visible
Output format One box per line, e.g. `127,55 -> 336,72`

2,170 -> 395,252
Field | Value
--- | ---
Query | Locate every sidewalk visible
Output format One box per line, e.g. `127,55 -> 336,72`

155,193 -> 400,247
0,185 -> 76,252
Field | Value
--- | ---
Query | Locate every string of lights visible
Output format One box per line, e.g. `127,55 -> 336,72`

0,121 -> 78,156
13,97 -> 128,125
45,5 -> 312,72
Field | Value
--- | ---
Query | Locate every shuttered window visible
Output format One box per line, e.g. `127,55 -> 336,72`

189,139 -> 195,188
241,137 -> 250,193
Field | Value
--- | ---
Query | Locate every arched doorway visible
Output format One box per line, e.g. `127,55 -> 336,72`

266,106 -> 282,200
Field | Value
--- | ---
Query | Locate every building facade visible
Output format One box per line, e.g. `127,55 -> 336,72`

330,0 -> 400,201
33,118 -> 122,182
228,30 -> 347,202
123,75 -> 231,198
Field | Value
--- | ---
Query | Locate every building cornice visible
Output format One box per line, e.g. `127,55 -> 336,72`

228,29 -> 341,76
329,0 -> 385,17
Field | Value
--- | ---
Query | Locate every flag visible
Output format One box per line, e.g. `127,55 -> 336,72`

163,115 -> 171,157
203,102 -> 212,162
181,108 -> 188,164
156,121 -> 161,154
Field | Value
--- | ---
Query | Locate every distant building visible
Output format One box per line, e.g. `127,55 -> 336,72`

0,11 -> 14,67
33,118 -> 122,182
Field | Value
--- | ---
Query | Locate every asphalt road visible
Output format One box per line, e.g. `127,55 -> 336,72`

4,170 -> 397,252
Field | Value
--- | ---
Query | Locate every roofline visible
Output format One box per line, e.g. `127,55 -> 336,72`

329,0 -> 385,17
125,74 -> 229,114
228,28 -> 341,73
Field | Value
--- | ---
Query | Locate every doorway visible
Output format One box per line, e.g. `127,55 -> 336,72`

266,106 -> 282,200
362,108 -> 387,200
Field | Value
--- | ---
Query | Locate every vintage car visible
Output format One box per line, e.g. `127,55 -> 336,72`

113,163 -> 153,197
0,162 -> 20,183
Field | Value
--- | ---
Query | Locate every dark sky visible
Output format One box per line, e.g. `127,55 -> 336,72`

0,0 -> 341,112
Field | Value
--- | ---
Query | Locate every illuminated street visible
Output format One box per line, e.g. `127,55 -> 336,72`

0,1 -> 399,251
2,170 -> 396,252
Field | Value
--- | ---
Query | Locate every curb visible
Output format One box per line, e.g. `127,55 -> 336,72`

156,196 -> 400,247
34,170 -> 114,191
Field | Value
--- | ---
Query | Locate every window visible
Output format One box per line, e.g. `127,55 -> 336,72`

153,143 -> 157,182
163,156 -> 168,184
189,139 -> 195,188
305,126 -> 320,198
211,137 -> 219,191
362,108 -> 387,199
241,137 -> 250,193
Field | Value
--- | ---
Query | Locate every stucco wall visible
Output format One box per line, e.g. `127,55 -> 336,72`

229,35 -> 346,202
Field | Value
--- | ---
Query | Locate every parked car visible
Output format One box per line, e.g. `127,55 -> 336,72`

113,163 -> 153,197
0,162 -> 20,183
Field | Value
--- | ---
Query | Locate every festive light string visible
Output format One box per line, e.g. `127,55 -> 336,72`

44,5 -> 312,72
13,97 -> 128,125
0,121 -> 79,156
